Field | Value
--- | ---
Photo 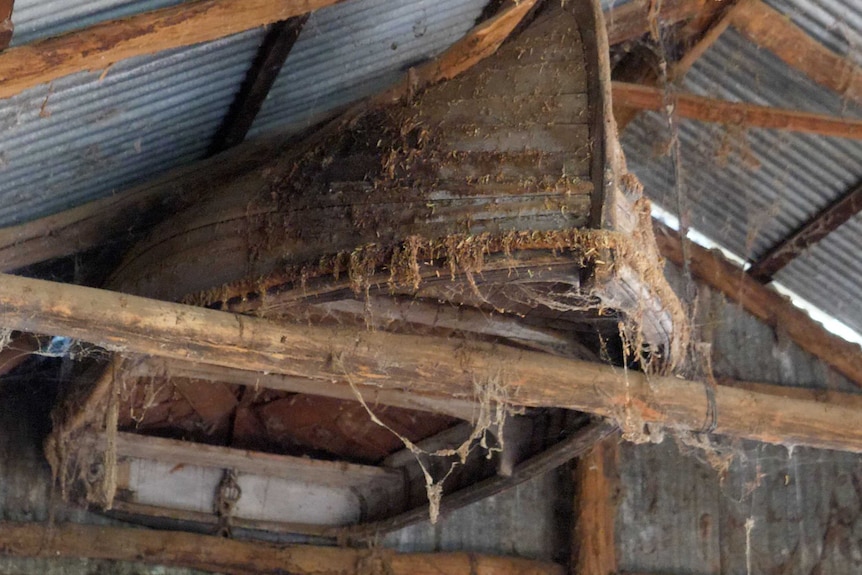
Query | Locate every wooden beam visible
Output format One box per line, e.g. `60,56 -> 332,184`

669,0 -> 743,81
0,522 -> 566,575
209,15 -> 308,154
572,432 -> 620,575
747,181 -> 862,282
135,357 -> 478,421
346,420 -> 617,539
729,0 -> 862,107
0,0 -> 536,273
653,221 -> 862,389
6,272 -> 862,453
0,0 -> 13,49
612,82 -> 862,139
0,0 -> 343,101
604,0 -> 730,46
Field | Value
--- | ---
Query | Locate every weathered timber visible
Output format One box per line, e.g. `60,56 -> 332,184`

730,0 -> 862,107
345,420 -> 618,539
0,522 -> 566,575
209,15 -> 308,154
5,273 -> 862,452
0,0 -> 538,274
134,357 -> 478,421
612,82 -> 862,139
604,0 -> 730,45
0,0 -> 12,49
748,181 -> 862,281
0,136 -> 292,272
0,0 -> 343,100
669,0 -> 742,81
572,432 -> 620,575
653,222 -> 862,389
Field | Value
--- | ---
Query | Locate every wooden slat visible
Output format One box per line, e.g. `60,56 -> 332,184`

0,0 -> 537,274
209,15 -> 308,154
612,82 -> 862,139
0,522 -> 566,575
748,181 -> 862,282
653,221 -> 862,389
7,272 -> 862,452
604,0 -> 730,46
0,0 -> 343,100
572,432 -> 620,575
729,0 -> 862,107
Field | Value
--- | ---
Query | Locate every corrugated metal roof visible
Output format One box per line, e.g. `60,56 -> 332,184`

764,0 -> 862,68
10,0 -> 187,46
0,30 -> 263,226
618,265 -> 862,574
249,0 -> 488,138
621,27 -> 862,335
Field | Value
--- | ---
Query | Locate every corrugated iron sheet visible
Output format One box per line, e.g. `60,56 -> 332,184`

618,264 -> 862,575
249,0 -> 488,138
621,28 -> 862,335
764,0 -> 862,67
10,0 -> 187,45
0,30 -> 263,226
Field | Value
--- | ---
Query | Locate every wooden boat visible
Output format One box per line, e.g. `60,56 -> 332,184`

47,0 -> 685,539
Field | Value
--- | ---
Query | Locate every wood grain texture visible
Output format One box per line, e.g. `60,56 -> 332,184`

6,272 -> 862,452
0,0 -> 343,100
0,522 -> 566,575
654,221 -> 862,389
572,432 -> 620,575
730,0 -> 862,106
612,82 -> 862,139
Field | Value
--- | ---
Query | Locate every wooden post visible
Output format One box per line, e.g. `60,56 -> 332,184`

572,433 -> 620,575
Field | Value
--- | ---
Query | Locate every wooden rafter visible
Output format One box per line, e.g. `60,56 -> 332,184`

209,15 -> 309,154
653,221 -> 862,388
612,82 -> 862,139
604,0 -> 730,46
748,181 -> 862,282
0,0 -> 343,100
729,0 -> 862,107
346,420 -> 617,539
0,0 -> 12,49
5,272 -> 862,453
0,522 -> 565,575
609,0 -> 736,130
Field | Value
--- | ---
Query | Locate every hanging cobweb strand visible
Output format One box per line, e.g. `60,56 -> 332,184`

338,357 -> 511,524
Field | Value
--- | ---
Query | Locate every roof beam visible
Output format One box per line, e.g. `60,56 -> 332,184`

604,0 -> 730,46
653,221 -> 862,388
0,522 -> 565,575
729,0 -> 862,107
0,0 -> 343,100
612,82 -> 862,139
7,271 -> 862,452
748,181 -> 862,282
0,0 -> 13,49
209,15 -> 308,154
346,420 -> 617,539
